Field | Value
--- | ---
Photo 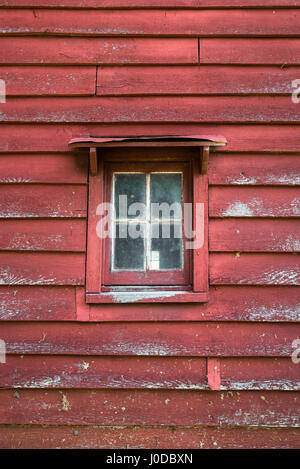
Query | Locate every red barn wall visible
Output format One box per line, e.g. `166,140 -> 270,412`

0,0 -> 299,449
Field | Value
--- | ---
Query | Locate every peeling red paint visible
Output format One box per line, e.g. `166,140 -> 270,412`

0,0 -> 299,449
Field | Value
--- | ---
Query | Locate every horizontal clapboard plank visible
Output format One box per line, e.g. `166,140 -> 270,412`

0,153 -> 87,183
1,183 -> 298,223
0,286 -> 76,321
0,252 -> 85,285
1,9 -> 300,36
210,253 -> 300,285
97,65 -> 300,95
0,217 -> 285,256
1,124 -> 300,153
210,219 -> 300,252
220,357 -> 300,391
209,153 -> 300,185
0,252 -> 298,286
1,1 -> 299,8
0,37 -> 198,64
0,425 -> 299,450
2,321 -> 299,355
200,38 -> 300,64
1,0 -> 300,7
1,285 -> 299,322
0,389 -> 298,426
87,285 -> 300,322
0,356 -> 207,389
209,186 -> 300,217
0,219 -> 86,251
0,185 -> 87,217
0,66 -> 96,96
1,96 -> 298,123
1,356 -> 298,390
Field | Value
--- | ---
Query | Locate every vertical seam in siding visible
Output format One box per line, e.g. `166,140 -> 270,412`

76,287 -> 90,321
95,65 -> 98,96
198,37 -> 200,65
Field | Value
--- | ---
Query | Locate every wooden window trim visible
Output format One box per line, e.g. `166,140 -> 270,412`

85,148 -> 208,304
69,136 -> 227,305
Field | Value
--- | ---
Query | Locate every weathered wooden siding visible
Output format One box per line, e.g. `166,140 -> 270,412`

0,0 -> 299,449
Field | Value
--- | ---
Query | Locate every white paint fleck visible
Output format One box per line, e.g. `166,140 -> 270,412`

14,375 -> 62,388
281,235 -> 300,252
245,304 -> 300,321
222,201 -> 254,217
110,291 -> 186,303
265,173 -> 300,185
0,177 -> 32,183
221,379 -> 300,391
222,196 -> 300,217
237,269 -> 299,286
0,269 -> 56,285
226,173 -> 300,185
226,174 -> 257,185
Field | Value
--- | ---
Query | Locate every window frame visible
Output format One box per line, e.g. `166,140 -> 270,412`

103,160 -> 192,287
85,145 -> 209,304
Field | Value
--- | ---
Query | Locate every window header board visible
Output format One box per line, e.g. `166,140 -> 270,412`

69,134 -> 227,148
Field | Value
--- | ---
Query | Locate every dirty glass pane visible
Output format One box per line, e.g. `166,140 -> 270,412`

114,173 -> 146,220
150,173 -> 182,220
113,222 -> 145,270
150,222 -> 182,270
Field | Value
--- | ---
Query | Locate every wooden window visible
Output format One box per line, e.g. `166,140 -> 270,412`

69,136 -> 227,304
86,147 -> 208,303
104,161 -> 191,287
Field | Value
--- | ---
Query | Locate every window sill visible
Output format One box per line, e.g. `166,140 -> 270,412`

86,291 -> 209,304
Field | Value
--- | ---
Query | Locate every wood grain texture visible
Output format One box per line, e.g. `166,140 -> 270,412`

85,166 -> 104,293
207,358 -> 221,390
193,169 -> 209,292
220,357 -> 300,391
201,38 -> 300,64
1,9 -> 300,36
0,185 -> 87,218
0,286 -> 76,321
0,389 -> 298,426
0,153 -> 88,183
1,1 -> 300,7
0,66 -> 96,96
209,187 -> 300,217
0,355 -> 207,389
2,321 -> 299,355
0,356 -> 299,390
0,219 -> 86,251
209,153 -> 300,185
0,37 -> 198,64
97,65 -> 300,95
0,0 -> 299,450
87,285 -> 300,322
0,252 -> 85,285
210,253 -> 300,285
22,251 -> 296,292
209,219 -> 300,252
1,285 -> 298,322
1,124 -> 300,152
1,0 -> 300,7
1,96 -> 298,123
0,425 -> 299,450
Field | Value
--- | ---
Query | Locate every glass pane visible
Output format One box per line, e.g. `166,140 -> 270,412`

113,222 -> 145,270
150,222 -> 182,270
114,173 -> 146,220
150,173 -> 182,220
